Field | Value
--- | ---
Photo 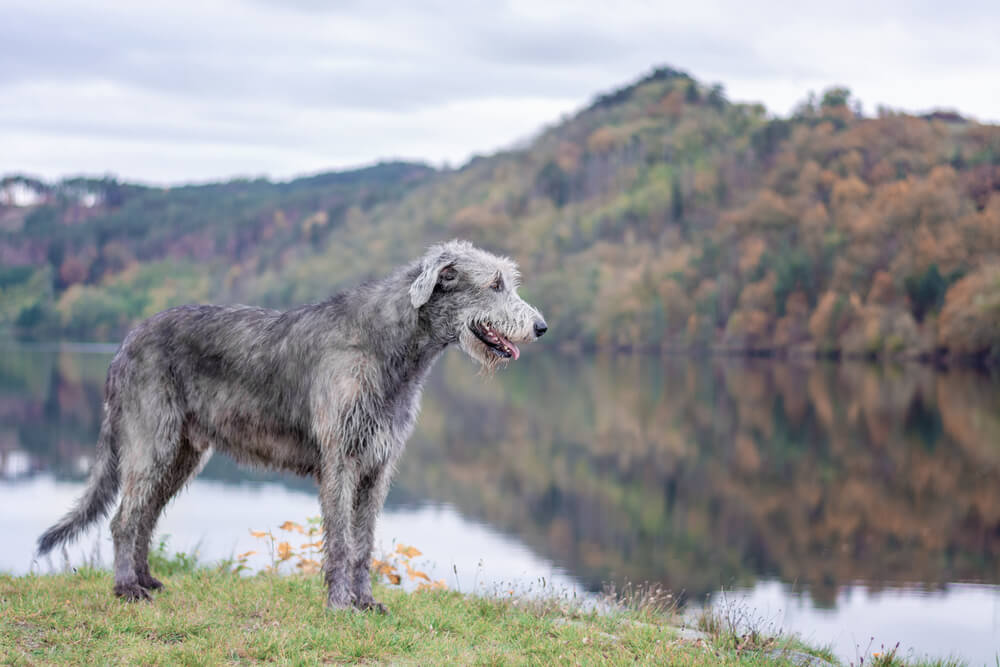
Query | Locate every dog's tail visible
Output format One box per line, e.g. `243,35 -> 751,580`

37,418 -> 120,557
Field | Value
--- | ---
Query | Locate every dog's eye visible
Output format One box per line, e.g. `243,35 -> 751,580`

490,275 -> 504,292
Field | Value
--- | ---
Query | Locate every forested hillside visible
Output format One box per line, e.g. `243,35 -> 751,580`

0,163 -> 436,339
2,67 -> 1000,362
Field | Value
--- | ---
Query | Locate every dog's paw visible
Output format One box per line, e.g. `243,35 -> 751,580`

113,582 -> 152,602
325,595 -> 355,612
355,598 -> 388,614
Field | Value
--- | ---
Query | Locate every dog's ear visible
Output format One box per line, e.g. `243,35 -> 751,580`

409,250 -> 458,308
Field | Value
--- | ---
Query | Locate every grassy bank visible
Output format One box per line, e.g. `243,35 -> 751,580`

0,536 -> 971,666
0,565 -> 845,666
1,559 -> 969,666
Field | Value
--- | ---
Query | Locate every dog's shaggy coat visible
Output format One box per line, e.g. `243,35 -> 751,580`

37,240 -> 546,610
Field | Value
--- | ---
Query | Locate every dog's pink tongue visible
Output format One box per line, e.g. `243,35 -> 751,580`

509,342 -> 520,360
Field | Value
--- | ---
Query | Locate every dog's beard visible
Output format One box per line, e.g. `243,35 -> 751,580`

458,326 -> 508,375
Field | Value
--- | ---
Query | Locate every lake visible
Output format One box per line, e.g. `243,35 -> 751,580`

1,342 -> 999,664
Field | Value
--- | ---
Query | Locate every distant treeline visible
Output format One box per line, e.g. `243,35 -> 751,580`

2,66 -> 999,363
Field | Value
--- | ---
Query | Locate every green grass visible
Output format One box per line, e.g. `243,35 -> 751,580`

0,565 -> 838,666
0,556 -> 965,666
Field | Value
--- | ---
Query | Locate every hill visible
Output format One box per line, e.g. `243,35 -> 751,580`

2,66 -> 1000,362
0,162 -> 436,339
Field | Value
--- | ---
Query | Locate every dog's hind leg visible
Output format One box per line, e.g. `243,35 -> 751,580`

110,401 -> 185,601
131,438 -> 206,591
111,473 -> 156,600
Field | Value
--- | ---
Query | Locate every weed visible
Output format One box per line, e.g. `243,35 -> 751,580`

601,580 -> 678,620
148,536 -> 200,576
237,518 -> 447,593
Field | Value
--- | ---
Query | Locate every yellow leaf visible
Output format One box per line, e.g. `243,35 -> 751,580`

395,544 -> 422,558
404,562 -> 431,581
387,573 -> 401,585
235,550 -> 257,559
249,530 -> 268,538
300,541 -> 324,549
279,521 -> 305,534
371,559 -> 395,577
277,542 -> 293,561
416,579 -> 447,592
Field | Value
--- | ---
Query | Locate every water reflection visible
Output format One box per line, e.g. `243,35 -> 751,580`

2,343 -> 1000,662
1,476 -> 579,597
721,580 -> 1000,665
403,354 -> 1000,605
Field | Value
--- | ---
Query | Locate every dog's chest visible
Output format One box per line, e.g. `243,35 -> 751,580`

312,358 -> 426,467
355,376 -> 424,467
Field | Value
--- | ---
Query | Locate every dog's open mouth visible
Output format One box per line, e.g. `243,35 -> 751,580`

470,322 -> 520,360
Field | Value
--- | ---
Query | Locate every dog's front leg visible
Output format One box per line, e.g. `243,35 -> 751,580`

319,450 -> 360,610
351,463 -> 392,613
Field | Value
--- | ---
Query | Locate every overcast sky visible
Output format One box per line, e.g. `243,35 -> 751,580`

2,0 -> 998,185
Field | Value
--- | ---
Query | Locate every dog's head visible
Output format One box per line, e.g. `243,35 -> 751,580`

409,240 -> 547,370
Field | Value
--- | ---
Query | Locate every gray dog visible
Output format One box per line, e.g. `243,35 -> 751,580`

37,240 -> 547,611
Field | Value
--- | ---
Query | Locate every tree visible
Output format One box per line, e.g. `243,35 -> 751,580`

904,264 -> 948,322
671,173 -> 685,221
937,265 -> 1000,361
536,161 -> 571,207
707,84 -> 727,110
821,87 -> 851,109
684,80 -> 700,104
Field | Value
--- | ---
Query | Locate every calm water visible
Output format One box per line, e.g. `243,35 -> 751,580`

2,342 -> 999,664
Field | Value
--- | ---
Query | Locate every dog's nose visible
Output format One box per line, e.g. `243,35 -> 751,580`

533,320 -> 548,338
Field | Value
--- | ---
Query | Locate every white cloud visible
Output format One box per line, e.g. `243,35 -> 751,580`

1,0 -> 997,183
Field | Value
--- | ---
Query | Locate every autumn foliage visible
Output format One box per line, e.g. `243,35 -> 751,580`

3,67 -> 1000,362
237,518 -> 447,592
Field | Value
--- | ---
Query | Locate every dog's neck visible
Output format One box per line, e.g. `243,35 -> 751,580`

327,265 -> 449,379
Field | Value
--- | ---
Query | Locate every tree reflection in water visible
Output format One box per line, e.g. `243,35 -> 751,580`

2,344 -> 999,605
